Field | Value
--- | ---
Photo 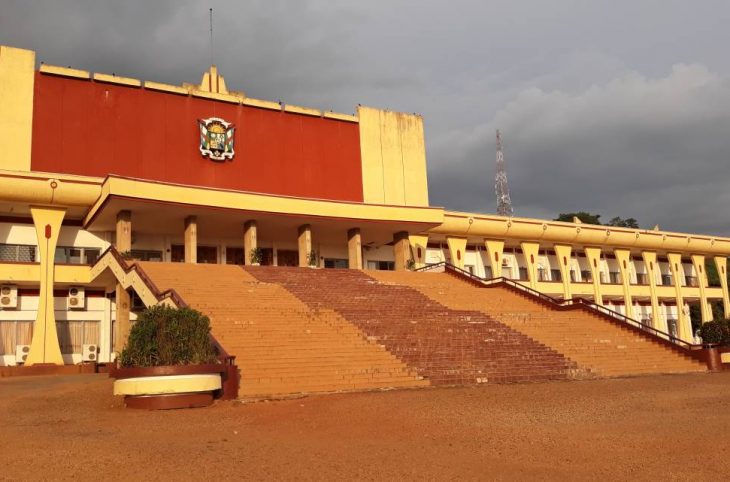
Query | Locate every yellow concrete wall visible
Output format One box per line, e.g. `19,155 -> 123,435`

357,106 -> 429,207
0,46 -> 35,172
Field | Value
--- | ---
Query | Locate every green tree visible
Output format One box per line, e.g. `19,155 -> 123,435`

606,217 -> 639,228
555,212 -> 602,225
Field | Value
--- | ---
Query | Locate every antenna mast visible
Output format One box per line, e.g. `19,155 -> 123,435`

209,8 -> 214,66
495,129 -> 514,216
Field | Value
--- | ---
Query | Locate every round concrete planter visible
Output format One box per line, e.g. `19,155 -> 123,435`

112,364 -> 224,409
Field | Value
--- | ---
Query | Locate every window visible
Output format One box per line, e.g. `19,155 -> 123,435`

55,320 -> 100,354
569,270 -> 577,282
0,244 -> 36,263
519,267 -> 528,281
551,269 -> 562,282
484,265 -> 493,279
171,245 -> 218,264
324,259 -> 349,269
537,267 -> 548,282
580,270 -> 592,282
465,265 -> 475,275
609,271 -> 622,284
129,250 -> 163,262
366,260 -> 395,271
635,273 -> 649,285
661,274 -> 673,286
0,321 -> 33,355
226,247 -> 245,265
54,247 -> 101,265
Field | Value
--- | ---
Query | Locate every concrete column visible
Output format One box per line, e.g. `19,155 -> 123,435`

554,244 -> 572,300
409,234 -> 429,269
584,247 -> 603,305
641,251 -> 664,331
484,239 -> 505,278
184,216 -> 197,264
115,210 -> 132,353
298,224 -> 312,267
714,256 -> 730,317
667,253 -> 690,342
347,228 -> 363,270
244,220 -> 258,266
393,231 -> 410,271
446,236 -> 467,270
25,207 -> 66,365
691,254 -> 713,322
520,242 -> 540,289
614,249 -> 634,316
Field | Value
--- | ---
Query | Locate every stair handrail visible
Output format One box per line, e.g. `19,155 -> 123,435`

415,261 -> 700,350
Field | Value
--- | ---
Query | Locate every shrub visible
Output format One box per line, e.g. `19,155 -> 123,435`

119,306 -> 218,367
699,320 -> 727,345
250,247 -> 263,265
307,250 -> 318,267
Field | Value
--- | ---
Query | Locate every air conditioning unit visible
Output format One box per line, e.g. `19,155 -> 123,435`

15,344 -> 30,365
0,285 -> 18,309
82,344 -> 98,362
68,286 -> 85,310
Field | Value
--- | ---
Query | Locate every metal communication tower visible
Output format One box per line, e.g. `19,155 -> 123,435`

495,129 -> 513,216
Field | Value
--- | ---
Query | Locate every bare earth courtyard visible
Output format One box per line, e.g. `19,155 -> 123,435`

1,373 -> 729,481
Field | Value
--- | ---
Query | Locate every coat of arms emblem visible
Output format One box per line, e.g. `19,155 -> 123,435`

198,117 -> 235,161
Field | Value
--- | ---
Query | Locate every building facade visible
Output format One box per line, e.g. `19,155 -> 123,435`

1,45 -> 729,366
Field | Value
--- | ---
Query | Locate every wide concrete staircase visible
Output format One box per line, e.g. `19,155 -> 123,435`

370,270 -> 706,377
247,267 -> 580,385
137,262 -> 428,397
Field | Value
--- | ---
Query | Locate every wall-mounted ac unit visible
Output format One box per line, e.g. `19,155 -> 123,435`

0,285 -> 18,309
68,286 -> 85,310
82,344 -> 98,362
15,344 -> 30,365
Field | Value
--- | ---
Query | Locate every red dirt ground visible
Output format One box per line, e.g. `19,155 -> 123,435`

1,372 -> 729,481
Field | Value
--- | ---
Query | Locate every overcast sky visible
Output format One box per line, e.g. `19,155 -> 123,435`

2,1 -> 730,235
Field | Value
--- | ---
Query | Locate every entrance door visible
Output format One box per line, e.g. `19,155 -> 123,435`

277,250 -> 298,267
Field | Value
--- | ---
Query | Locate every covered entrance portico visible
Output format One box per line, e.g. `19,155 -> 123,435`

83,176 -> 444,270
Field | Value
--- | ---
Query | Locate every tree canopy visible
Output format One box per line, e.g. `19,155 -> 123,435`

554,212 -> 639,228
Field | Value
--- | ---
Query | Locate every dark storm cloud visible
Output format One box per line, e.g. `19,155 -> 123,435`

2,1 -> 730,234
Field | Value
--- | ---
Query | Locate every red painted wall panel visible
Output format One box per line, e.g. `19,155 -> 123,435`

30,73 -> 364,202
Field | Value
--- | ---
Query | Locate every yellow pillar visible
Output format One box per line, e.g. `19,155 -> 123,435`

298,224 -> 312,267
554,244 -> 572,300
584,247 -> 603,305
25,207 -> 65,365
393,231 -> 410,271
614,249 -> 634,316
408,234 -> 429,269
446,236 -> 467,270
347,228 -> 363,270
115,210 -> 132,352
667,253 -> 691,342
484,239 -> 505,278
714,256 -> 730,317
641,251 -> 664,331
184,216 -> 197,263
0,46 -> 35,172
244,220 -> 257,265
691,254 -> 713,322
520,242 -> 540,289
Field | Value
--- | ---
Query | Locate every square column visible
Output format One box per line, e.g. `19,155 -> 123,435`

667,253 -> 691,341
614,249 -> 634,315
393,231 -> 410,271
409,234 -> 429,269
691,254 -> 713,322
641,251 -> 664,331
520,242 -> 540,289
714,257 -> 730,317
446,236 -> 467,270
554,244 -> 573,300
298,224 -> 312,267
244,220 -> 258,266
584,247 -> 603,305
115,210 -> 132,353
484,239 -> 505,278
347,228 -> 363,270
184,216 -> 197,264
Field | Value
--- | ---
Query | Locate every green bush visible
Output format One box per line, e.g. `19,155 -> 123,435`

699,320 -> 728,345
119,306 -> 218,367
